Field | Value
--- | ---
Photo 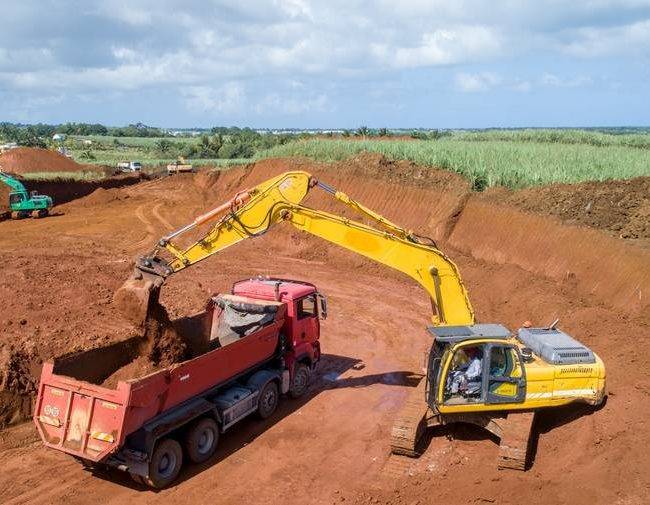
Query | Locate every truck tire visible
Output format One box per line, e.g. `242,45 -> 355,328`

184,417 -> 219,464
257,381 -> 279,419
145,438 -> 183,489
289,363 -> 311,399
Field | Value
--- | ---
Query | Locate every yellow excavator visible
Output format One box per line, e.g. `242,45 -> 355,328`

116,171 -> 606,470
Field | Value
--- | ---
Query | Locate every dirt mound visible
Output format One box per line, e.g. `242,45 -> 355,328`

482,176 -> 650,241
332,151 -> 465,189
141,298 -> 188,366
102,283 -> 189,387
0,147 -> 91,174
74,187 -> 125,207
0,346 -> 39,426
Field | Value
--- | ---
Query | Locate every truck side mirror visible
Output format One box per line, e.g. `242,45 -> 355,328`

318,294 -> 328,320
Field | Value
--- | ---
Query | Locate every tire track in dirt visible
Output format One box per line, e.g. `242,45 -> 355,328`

129,203 -> 157,253
151,202 -> 174,232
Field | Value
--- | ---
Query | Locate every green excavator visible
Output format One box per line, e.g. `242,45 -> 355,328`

0,170 -> 53,219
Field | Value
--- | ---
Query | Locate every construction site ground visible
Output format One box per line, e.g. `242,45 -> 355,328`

0,154 -> 648,505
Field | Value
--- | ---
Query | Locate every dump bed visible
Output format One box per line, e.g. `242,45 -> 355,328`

34,296 -> 285,462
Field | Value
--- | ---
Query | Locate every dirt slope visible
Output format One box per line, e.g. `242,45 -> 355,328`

483,176 -> 650,241
0,155 -> 648,505
0,147 -> 92,174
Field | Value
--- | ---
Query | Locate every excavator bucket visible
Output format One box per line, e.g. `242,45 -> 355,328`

113,270 -> 164,328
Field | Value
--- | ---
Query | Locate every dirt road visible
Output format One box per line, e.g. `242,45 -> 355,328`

0,157 -> 648,504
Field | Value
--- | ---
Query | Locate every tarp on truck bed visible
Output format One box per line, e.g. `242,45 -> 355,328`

212,294 -> 281,347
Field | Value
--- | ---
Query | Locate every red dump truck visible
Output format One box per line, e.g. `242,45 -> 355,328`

34,278 -> 326,488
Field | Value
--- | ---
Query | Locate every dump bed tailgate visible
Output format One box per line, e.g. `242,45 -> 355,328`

34,362 -> 131,462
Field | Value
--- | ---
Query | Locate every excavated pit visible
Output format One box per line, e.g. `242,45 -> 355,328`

0,153 -> 648,505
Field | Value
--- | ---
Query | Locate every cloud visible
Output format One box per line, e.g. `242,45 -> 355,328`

455,72 -> 501,92
0,1 -> 648,124
541,73 -> 593,87
560,19 -> 650,57
376,25 -> 504,68
182,83 -> 246,114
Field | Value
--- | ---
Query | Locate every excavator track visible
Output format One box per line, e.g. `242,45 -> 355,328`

390,375 -> 430,457
497,411 -> 535,470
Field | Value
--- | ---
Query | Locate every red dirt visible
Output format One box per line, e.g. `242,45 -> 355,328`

0,155 -> 648,505
483,176 -> 650,243
0,147 -> 93,174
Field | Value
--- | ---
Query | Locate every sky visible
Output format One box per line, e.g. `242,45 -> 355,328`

0,0 -> 649,128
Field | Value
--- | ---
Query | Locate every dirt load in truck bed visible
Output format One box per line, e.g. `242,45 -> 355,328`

0,154 -> 648,505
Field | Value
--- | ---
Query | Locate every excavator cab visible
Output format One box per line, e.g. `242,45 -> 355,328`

9,192 -> 25,205
426,324 -> 527,413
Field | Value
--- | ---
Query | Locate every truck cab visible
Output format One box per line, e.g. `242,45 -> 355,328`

117,161 -> 142,172
231,277 -> 326,376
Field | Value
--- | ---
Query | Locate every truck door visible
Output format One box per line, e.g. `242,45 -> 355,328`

486,345 -> 526,404
293,294 -> 319,347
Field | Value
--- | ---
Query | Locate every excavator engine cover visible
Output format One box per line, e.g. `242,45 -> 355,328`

516,327 -> 596,365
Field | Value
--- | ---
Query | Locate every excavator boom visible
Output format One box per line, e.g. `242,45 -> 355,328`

116,170 -> 474,328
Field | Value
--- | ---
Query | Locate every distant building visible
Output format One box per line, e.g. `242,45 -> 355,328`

82,139 -> 93,146
52,133 -> 66,141
0,142 -> 18,153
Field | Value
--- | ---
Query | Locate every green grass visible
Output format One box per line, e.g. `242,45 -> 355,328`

451,128 -> 650,149
255,135 -> 650,189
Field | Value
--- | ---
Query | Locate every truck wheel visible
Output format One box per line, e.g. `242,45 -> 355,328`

145,438 -> 183,489
184,417 -> 219,464
290,363 -> 311,399
258,381 -> 279,419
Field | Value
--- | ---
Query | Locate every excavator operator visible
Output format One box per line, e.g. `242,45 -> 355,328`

447,347 -> 483,398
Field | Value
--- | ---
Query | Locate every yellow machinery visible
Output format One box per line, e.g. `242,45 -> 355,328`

166,157 -> 194,175
117,171 -> 606,470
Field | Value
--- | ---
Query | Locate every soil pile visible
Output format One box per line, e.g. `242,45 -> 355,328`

102,295 -> 189,387
0,147 -> 90,174
0,347 -> 38,426
482,176 -> 650,240
141,297 -> 188,367
74,187 -> 125,207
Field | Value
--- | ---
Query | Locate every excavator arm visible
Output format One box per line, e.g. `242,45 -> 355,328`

119,170 -> 474,328
0,171 -> 27,193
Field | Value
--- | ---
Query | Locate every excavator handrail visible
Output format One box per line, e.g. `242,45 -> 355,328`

136,170 -> 475,327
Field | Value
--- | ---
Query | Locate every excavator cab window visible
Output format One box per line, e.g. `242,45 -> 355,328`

443,344 -> 486,405
486,346 -> 525,404
9,193 -> 24,204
